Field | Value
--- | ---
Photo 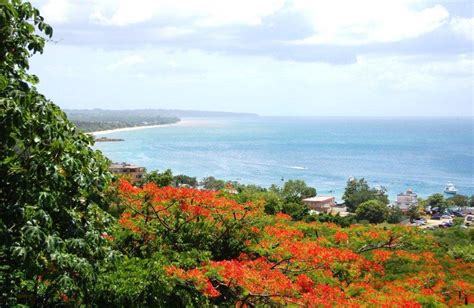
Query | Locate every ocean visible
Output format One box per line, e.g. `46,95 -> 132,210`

93,117 -> 474,201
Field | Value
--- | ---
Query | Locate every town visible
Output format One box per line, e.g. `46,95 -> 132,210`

109,162 -> 474,229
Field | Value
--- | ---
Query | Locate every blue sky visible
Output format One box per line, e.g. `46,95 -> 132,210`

30,0 -> 473,116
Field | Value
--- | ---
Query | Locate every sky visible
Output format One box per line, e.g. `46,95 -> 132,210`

30,0 -> 473,116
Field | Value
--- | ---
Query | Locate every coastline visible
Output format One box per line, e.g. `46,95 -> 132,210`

89,119 -> 197,135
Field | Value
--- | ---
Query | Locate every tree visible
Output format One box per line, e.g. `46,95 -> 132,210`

263,191 -> 283,215
282,202 -> 309,220
426,193 -> 447,213
406,204 -> 421,220
281,180 -> 316,203
386,207 -> 404,224
156,186 -> 474,307
0,1 -> 113,305
342,178 -> 389,212
447,194 -> 469,208
200,176 -> 226,191
355,200 -> 388,223
173,174 -> 198,187
143,169 -> 173,187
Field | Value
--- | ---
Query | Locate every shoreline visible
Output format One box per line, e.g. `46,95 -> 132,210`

89,119 -> 197,135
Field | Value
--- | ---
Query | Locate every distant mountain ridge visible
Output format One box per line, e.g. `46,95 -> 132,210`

65,108 -> 259,119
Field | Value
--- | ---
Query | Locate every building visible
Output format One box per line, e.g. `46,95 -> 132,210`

109,162 -> 145,184
395,188 -> 418,211
302,196 -> 336,213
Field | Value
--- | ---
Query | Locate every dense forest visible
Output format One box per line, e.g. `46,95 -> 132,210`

0,1 -> 472,306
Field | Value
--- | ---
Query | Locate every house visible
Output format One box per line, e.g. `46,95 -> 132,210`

302,196 -> 336,214
395,188 -> 418,211
109,162 -> 145,184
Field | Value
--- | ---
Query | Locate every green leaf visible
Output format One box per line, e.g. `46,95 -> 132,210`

44,24 -> 53,37
0,75 -> 7,91
23,225 -> 45,244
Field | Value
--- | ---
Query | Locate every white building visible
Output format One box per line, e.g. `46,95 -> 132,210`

303,196 -> 336,214
109,162 -> 145,184
395,189 -> 418,211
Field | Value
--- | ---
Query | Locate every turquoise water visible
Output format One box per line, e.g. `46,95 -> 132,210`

94,117 -> 474,200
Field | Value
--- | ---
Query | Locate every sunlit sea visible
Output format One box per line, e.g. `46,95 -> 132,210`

94,117 -> 474,201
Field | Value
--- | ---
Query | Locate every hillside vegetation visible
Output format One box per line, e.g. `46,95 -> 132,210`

65,109 -> 179,132
0,1 -> 472,306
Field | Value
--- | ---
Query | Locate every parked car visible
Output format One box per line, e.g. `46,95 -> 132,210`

439,221 -> 453,228
413,219 -> 426,225
451,211 -> 464,217
465,215 -> 473,227
463,208 -> 474,215
431,214 -> 442,220
440,215 -> 452,219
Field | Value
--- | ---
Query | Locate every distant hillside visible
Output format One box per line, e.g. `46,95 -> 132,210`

65,109 -> 259,119
65,109 -> 179,133
65,109 -> 258,133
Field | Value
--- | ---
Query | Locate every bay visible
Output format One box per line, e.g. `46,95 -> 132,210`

94,116 -> 474,200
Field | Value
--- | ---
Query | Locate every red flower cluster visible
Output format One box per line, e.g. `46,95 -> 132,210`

334,231 -> 349,243
116,180 -> 474,306
116,179 -> 263,236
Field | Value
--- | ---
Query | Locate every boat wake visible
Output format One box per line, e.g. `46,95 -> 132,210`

288,166 -> 308,170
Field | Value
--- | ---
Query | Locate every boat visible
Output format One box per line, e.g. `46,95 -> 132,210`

444,182 -> 458,195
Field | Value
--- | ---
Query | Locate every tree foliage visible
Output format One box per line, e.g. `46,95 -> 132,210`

200,176 -> 226,191
425,193 -> 448,213
2,1 -> 473,306
142,169 -> 173,187
173,174 -> 198,188
343,178 -> 389,212
407,204 -> 422,220
355,200 -> 389,223
0,1 -> 113,305
386,206 -> 404,224
281,179 -> 316,203
447,194 -> 469,208
111,180 -> 473,306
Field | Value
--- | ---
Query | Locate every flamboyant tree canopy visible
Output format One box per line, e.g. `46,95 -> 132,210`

99,180 -> 473,306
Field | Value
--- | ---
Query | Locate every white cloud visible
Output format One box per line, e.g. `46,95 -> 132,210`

90,0 -> 285,27
354,53 -> 473,90
291,0 -> 449,45
88,0 -> 452,46
32,45 -> 473,116
90,0 -> 155,26
106,54 -> 145,71
155,27 -> 196,38
40,0 -> 70,23
450,17 -> 474,41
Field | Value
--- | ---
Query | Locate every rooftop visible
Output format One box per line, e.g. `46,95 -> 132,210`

397,188 -> 417,196
110,162 -> 143,169
303,196 -> 334,202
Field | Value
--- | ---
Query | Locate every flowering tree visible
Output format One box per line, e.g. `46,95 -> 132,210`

109,180 -> 473,306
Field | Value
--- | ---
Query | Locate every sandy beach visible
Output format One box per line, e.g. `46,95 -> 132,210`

89,118 -> 202,135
